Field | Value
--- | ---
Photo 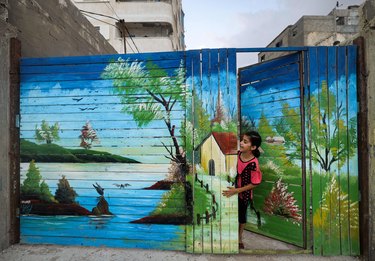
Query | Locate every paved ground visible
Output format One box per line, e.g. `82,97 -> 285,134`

0,231 -> 359,261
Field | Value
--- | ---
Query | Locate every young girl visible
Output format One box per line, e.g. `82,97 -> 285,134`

222,131 -> 262,250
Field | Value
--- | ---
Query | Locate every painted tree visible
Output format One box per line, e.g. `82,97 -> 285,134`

55,175 -> 78,204
240,115 -> 256,134
79,121 -> 100,149
21,160 -> 54,202
183,92 -> 211,158
258,111 -> 276,138
263,178 -> 302,222
273,104 -> 302,165
21,160 -> 42,196
211,89 -> 225,124
39,181 -> 55,202
313,176 -> 359,245
101,58 -> 188,174
278,81 -> 357,171
211,88 -> 237,133
34,120 -> 60,144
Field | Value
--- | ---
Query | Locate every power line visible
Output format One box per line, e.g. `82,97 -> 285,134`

105,1 -> 120,20
127,40 -> 136,53
79,10 -> 118,21
80,9 -> 140,54
126,25 -> 140,53
118,19 -> 140,53
82,13 -> 119,30
84,15 -> 133,54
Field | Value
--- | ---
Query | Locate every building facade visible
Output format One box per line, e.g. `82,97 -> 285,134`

72,0 -> 185,54
258,5 -> 360,61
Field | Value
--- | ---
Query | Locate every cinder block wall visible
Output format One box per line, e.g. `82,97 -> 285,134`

8,0 -> 117,57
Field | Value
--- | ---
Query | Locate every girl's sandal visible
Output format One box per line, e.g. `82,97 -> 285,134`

239,243 -> 245,249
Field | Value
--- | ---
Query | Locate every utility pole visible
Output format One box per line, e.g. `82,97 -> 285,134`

117,19 -> 127,54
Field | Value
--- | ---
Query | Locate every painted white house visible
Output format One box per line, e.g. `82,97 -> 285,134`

72,0 -> 185,54
198,132 -> 238,176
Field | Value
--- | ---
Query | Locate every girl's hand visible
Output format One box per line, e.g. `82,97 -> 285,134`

222,186 -> 238,198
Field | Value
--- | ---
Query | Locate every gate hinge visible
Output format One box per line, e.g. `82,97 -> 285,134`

15,114 -> 20,128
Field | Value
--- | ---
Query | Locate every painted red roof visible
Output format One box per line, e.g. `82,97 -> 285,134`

212,132 -> 238,155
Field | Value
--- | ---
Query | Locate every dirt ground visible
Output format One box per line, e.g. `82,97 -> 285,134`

0,231 -> 359,261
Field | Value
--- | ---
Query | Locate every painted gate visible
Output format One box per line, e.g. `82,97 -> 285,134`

19,52 -> 190,250
239,46 -> 359,255
19,47 -> 359,255
239,52 -> 305,247
185,49 -> 238,254
307,47 -> 359,256
19,49 -> 238,253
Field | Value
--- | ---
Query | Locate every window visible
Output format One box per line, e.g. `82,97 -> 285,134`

336,16 -> 345,25
275,40 -> 283,47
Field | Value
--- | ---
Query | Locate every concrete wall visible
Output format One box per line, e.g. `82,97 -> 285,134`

8,0 -> 117,57
358,1 -> 375,259
0,0 -> 18,251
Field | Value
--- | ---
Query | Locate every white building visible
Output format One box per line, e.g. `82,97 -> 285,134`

72,0 -> 185,54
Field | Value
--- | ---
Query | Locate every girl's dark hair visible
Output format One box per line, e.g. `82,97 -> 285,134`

244,131 -> 262,158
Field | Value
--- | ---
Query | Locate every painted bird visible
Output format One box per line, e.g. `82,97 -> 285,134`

113,183 -> 131,189
93,182 -> 104,196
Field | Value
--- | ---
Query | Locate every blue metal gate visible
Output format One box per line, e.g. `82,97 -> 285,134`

19,46 -> 360,255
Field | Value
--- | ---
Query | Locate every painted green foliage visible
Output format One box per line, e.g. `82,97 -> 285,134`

274,103 -> 303,163
21,161 -> 80,206
101,58 -> 188,173
313,175 -> 359,250
21,160 -> 55,202
34,120 -> 60,144
259,80 -> 356,173
101,57 -> 191,223
253,114 -> 303,224
152,183 -> 186,216
239,55 -> 303,246
255,112 -> 300,183
309,81 -> 357,171
308,79 -> 359,254
183,92 -> 211,162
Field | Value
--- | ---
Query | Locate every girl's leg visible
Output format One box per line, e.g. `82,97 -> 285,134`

239,223 -> 245,244
238,198 -> 248,248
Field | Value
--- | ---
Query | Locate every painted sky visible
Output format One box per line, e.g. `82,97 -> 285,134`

20,56 -> 186,164
182,0 -> 364,65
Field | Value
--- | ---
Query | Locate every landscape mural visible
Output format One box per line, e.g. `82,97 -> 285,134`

20,52 -> 189,250
20,47 -> 359,255
239,53 -> 305,246
239,47 -> 359,255
307,47 -> 359,255
184,49 -> 239,253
